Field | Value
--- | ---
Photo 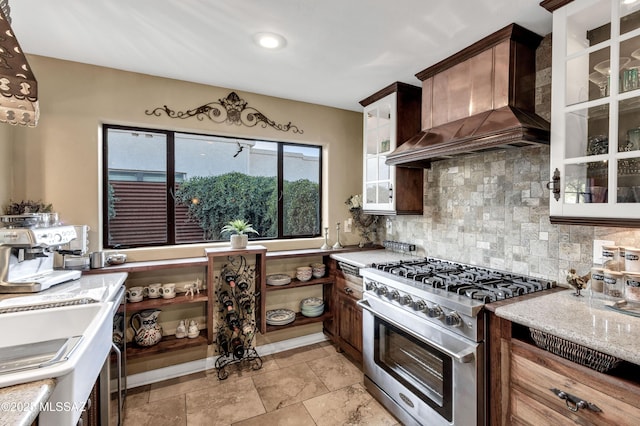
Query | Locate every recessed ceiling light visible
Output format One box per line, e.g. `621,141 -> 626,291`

253,32 -> 287,49
624,0 -> 638,5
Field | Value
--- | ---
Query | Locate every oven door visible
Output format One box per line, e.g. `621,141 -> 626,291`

358,298 -> 483,426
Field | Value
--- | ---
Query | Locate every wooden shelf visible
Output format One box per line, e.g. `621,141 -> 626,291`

82,256 -> 207,274
126,329 -> 208,359
265,311 -> 332,333
265,277 -> 332,291
124,293 -> 208,313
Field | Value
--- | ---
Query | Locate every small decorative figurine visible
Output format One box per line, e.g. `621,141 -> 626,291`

187,320 -> 199,338
567,269 -> 591,297
175,319 -> 187,338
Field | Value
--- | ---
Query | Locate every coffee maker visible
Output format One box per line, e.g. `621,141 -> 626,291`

0,225 -> 82,293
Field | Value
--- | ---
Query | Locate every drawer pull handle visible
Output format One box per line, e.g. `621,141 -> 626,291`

550,388 -> 602,413
345,287 -> 353,294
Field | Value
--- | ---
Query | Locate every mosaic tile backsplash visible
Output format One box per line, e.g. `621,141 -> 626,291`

384,35 -> 640,285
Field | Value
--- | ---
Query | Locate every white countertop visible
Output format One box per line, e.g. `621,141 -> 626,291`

495,290 -> 640,365
330,249 -> 422,269
0,272 -> 128,308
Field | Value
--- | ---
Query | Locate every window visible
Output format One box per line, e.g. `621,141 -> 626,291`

103,125 -> 322,248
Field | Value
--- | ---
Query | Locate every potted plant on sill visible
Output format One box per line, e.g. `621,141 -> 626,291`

221,219 -> 259,249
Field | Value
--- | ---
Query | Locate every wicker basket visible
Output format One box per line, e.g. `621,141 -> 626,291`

529,328 -> 622,373
338,261 -> 360,277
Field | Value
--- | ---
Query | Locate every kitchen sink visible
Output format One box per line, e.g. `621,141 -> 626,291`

0,302 -> 113,424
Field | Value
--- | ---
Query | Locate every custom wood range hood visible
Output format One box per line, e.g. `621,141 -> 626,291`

386,24 -> 550,168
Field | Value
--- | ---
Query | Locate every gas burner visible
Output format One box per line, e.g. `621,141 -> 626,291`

368,257 -> 555,302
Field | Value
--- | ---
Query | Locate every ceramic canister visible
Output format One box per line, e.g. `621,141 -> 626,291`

624,272 -> 640,304
603,270 -> 624,298
602,245 -> 621,271
590,267 -> 605,293
625,247 -> 640,273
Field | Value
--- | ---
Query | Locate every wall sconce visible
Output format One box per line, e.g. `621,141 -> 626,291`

0,1 -> 39,127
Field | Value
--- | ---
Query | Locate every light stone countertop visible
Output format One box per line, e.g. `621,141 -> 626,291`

0,379 -> 56,426
330,249 -> 422,269
0,272 -> 128,307
495,289 -> 640,365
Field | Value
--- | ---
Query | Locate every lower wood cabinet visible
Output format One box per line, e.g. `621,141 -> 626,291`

509,339 -> 640,425
329,261 -> 363,363
487,311 -> 640,425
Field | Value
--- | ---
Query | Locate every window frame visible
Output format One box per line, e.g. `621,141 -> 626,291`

102,124 -> 323,248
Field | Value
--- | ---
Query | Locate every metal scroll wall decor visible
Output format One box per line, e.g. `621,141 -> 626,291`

145,91 -> 304,134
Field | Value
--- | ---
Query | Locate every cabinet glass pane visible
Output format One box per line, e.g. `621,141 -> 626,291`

565,104 -> 610,158
620,0 -> 640,35
618,158 -> 640,202
379,157 -> 390,180
620,96 -> 640,151
366,131 -> 378,155
567,0 -> 610,56
366,109 -> 379,130
379,125 -> 391,154
378,182 -> 391,204
366,183 -> 377,204
564,162 -> 609,203
569,48 -> 609,104
366,157 -> 377,181
621,36 -> 640,92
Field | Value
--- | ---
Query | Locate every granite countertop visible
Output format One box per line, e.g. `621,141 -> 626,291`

495,289 -> 640,365
0,379 -> 56,426
330,249 -> 422,269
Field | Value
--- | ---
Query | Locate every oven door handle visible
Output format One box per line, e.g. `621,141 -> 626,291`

357,299 -> 476,364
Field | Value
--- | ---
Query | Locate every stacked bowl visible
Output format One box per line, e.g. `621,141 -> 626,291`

300,297 -> 325,317
311,263 -> 326,278
296,266 -> 312,281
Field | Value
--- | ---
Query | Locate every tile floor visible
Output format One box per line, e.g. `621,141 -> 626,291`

122,341 -> 400,425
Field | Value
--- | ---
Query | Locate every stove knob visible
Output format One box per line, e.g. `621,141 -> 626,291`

365,282 -> 376,291
445,312 -> 463,327
427,305 -> 443,319
413,299 -> 426,311
400,295 -> 413,306
375,285 -> 388,296
388,290 -> 400,301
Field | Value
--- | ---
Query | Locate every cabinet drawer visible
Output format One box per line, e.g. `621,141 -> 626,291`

335,270 -> 362,301
510,387 -> 577,426
510,341 -> 640,425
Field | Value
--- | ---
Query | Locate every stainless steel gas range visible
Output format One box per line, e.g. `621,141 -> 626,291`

358,257 -> 555,426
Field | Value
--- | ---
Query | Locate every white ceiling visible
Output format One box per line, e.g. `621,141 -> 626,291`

9,0 -> 553,112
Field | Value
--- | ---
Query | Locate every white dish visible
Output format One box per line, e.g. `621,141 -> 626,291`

266,308 -> 296,324
267,274 -> 292,286
300,297 -> 324,308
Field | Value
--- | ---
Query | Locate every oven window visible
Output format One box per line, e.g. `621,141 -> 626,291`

374,317 -> 453,421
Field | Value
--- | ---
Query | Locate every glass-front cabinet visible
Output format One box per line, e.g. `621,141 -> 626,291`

364,94 -> 395,211
549,0 -> 640,223
359,82 -> 423,215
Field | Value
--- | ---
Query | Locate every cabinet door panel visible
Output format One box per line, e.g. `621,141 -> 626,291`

511,346 -> 640,424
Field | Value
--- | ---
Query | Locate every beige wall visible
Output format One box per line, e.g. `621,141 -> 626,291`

8,55 -> 364,257
0,124 -> 13,208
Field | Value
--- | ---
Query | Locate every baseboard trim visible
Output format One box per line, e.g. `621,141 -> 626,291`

126,332 -> 329,389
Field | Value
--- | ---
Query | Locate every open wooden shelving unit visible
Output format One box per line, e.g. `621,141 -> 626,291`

86,245 -> 380,359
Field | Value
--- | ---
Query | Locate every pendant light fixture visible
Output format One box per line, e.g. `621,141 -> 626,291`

0,0 -> 38,127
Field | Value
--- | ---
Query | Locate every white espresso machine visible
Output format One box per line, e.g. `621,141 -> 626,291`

0,223 -> 81,293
